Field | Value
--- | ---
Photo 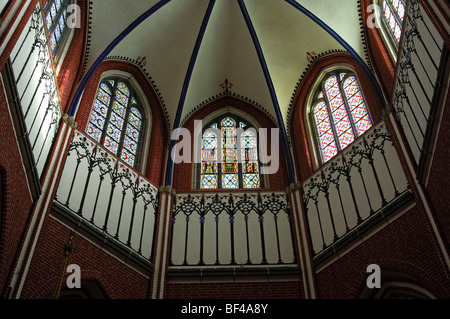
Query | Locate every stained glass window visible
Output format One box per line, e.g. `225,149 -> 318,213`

311,71 -> 372,163
199,114 -> 263,189
86,78 -> 145,169
381,0 -> 406,46
44,0 -> 71,55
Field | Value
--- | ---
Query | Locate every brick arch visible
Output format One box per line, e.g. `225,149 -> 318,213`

355,259 -> 450,299
74,60 -> 169,186
289,53 -> 385,181
172,95 -> 289,192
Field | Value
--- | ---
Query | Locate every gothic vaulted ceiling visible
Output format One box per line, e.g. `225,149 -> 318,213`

80,0 -> 371,134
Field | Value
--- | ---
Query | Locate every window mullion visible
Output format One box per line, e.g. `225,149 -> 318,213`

118,100 -> 132,163
339,75 -> 358,140
100,81 -> 116,146
323,80 -> 342,153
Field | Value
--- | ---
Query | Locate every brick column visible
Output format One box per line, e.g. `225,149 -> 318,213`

287,182 -> 317,299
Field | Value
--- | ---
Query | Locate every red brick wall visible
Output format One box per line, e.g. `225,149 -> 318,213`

20,216 -> 151,299
75,60 -> 169,186
172,95 -> 289,192
425,88 -> 450,246
314,205 -> 450,299
289,53 -> 384,182
0,76 -> 34,297
165,281 -> 303,299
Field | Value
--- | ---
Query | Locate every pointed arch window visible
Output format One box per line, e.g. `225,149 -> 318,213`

311,71 -> 372,163
86,78 -> 145,169
44,0 -> 72,55
199,114 -> 262,190
381,0 -> 406,47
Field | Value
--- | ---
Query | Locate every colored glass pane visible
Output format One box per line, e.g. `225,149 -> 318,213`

86,79 -> 144,168
114,90 -> 129,108
332,105 -> 349,123
128,112 -> 142,130
131,107 -> 142,119
86,123 -> 102,143
383,0 -> 405,44
355,115 -> 373,135
317,118 -> 332,135
329,95 -> 344,112
104,136 -> 119,155
314,102 -> 329,123
112,100 -> 126,118
46,13 -> 53,30
322,143 -> 338,162
109,112 -> 124,131
50,3 -> 57,19
203,132 -> 217,150
106,123 -> 122,142
93,100 -> 108,117
313,71 -> 373,163
117,82 -> 130,97
320,131 -> 335,149
398,1 -> 405,20
222,117 -> 236,127
50,35 -> 57,51
126,123 -> 140,141
222,174 -> 239,189
352,105 -> 369,123
325,76 -> 340,100
97,84 -> 112,105
200,116 -> 261,189
123,135 -> 137,154
89,111 -> 105,129
339,131 -> 355,149
121,149 -> 135,167
243,174 -> 260,189
343,77 -> 372,137
55,0 -> 62,10
347,92 -> 364,110
202,161 -> 217,174
343,77 -> 359,97
202,175 -> 218,189
335,118 -> 352,136
241,130 -> 257,147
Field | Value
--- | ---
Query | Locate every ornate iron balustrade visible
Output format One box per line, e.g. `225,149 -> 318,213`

54,130 -> 159,261
9,4 -> 62,178
303,122 -> 411,261
170,192 -> 296,267
393,0 -> 445,165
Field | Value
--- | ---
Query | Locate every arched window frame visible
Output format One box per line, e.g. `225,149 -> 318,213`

307,68 -> 373,166
374,0 -> 408,62
43,0 -> 76,70
196,113 -> 265,190
86,76 -> 148,171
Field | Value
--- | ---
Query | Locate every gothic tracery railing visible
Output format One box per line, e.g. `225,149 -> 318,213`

302,121 -> 411,260
54,130 -> 159,261
170,191 -> 297,267
9,4 -> 63,178
393,0 -> 446,169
